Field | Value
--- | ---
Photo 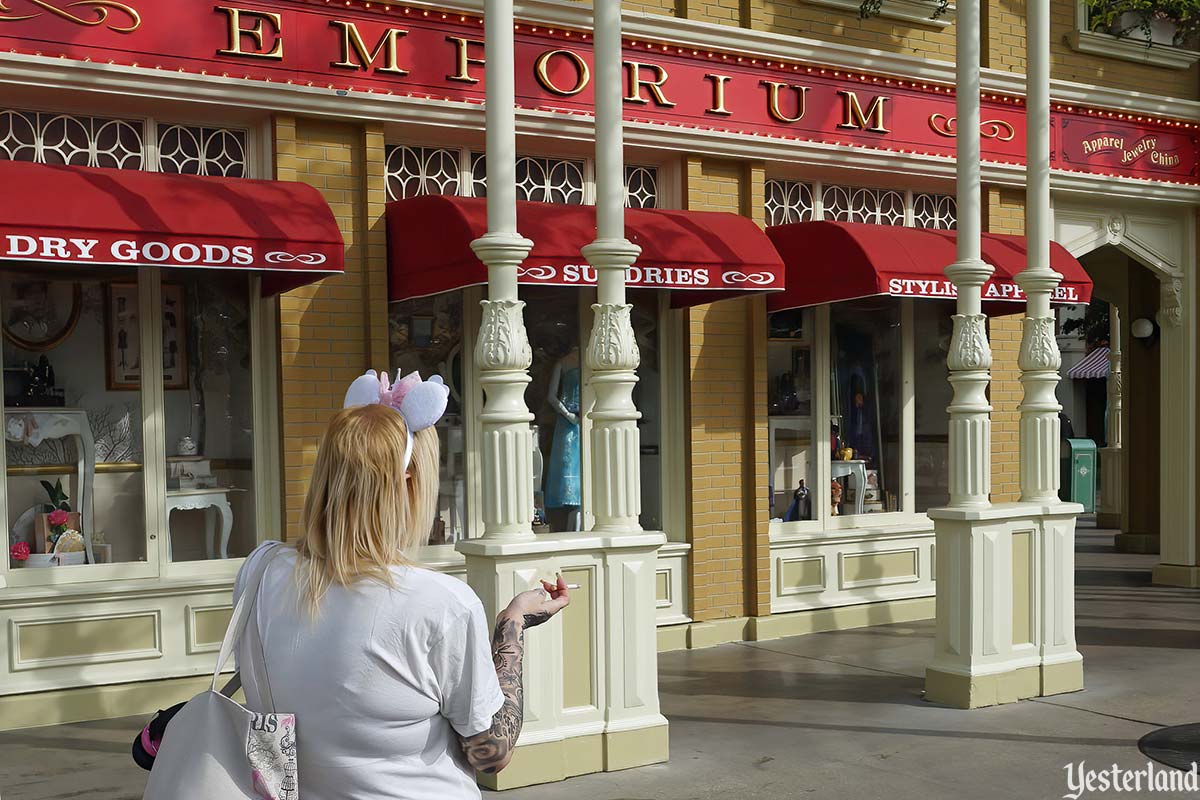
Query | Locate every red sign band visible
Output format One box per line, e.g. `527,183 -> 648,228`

1,0 -> 1196,184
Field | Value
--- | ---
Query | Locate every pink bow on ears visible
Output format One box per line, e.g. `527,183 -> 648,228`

342,370 -> 450,435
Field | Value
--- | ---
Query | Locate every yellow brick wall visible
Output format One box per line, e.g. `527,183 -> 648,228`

682,157 -> 771,621
749,0 -> 956,60
623,0 -> 678,16
273,116 -> 389,535
984,186 -> 1025,503
985,0 -> 1199,100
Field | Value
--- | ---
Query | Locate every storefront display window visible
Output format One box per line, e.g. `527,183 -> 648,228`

4,271 -> 146,568
526,286 -> 584,532
914,303 -> 953,511
388,291 -> 467,544
629,289 -> 663,531
831,300 -> 902,516
768,308 -> 816,522
161,271 -> 257,562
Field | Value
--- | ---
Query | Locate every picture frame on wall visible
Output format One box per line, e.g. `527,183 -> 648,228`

410,315 -> 434,349
105,283 -> 188,390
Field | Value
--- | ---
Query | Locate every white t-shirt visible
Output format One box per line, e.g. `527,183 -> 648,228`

233,543 -> 504,800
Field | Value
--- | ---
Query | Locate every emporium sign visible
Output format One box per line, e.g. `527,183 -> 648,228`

1,0 -> 1197,184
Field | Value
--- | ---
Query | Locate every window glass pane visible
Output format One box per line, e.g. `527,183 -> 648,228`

629,289 -> 662,531
4,272 -> 145,568
526,287 -> 582,533
767,308 -> 816,521
915,303 -> 952,512
388,292 -> 467,543
162,272 -> 257,562
831,299 -> 902,516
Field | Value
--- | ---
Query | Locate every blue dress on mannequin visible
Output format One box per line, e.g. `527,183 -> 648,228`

545,366 -> 582,509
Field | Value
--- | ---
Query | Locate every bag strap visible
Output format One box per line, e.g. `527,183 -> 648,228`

212,541 -> 285,693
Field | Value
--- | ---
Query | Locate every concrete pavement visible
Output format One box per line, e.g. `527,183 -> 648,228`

1,526 -> 1196,800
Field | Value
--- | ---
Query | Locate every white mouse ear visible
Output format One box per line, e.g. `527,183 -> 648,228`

344,370 -> 382,408
399,379 -> 450,433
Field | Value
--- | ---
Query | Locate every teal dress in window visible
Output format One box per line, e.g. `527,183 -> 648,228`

545,366 -> 582,508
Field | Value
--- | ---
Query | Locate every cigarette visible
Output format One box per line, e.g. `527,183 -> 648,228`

565,584 -> 581,590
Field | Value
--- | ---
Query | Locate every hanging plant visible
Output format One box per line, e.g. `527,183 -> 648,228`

1085,0 -> 1200,48
858,0 -> 951,21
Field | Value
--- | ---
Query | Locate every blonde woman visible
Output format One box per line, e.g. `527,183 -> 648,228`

232,371 -> 569,799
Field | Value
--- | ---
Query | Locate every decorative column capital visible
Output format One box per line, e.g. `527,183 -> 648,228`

1017,315 -> 1062,371
944,257 -> 994,290
470,231 -> 535,270
587,303 -> 640,373
475,298 -> 533,372
947,313 -> 992,371
581,238 -> 642,271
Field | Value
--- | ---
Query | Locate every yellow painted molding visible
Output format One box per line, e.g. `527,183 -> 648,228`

604,724 -> 669,772
1152,564 -> 1200,589
687,617 -> 751,649
657,597 -> 936,652
750,597 -> 935,642
657,623 -> 689,652
0,675 -> 213,732
925,665 -> 1040,709
1041,660 -> 1085,697
478,738 -> 572,791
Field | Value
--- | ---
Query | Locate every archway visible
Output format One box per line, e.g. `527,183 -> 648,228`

1054,201 -> 1197,587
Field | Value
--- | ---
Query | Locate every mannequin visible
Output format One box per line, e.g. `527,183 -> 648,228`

544,344 -> 582,531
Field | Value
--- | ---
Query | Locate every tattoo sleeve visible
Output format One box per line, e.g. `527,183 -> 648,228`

460,615 -> 526,774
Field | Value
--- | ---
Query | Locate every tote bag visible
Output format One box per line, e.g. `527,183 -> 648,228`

143,542 -> 299,800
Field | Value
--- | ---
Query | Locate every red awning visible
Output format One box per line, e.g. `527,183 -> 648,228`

0,160 -> 343,293
1067,346 -> 1111,380
765,221 -> 1092,312
387,195 -> 784,304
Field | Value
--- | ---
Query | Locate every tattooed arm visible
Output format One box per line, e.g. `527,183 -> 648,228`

460,578 -> 569,774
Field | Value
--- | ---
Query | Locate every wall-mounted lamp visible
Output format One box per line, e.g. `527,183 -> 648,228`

1131,318 -> 1156,340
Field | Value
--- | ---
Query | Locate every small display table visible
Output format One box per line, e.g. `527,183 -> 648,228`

165,487 -> 241,560
832,458 -> 868,516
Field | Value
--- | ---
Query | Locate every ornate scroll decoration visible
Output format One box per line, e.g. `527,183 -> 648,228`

587,303 -> 640,372
475,299 -> 532,371
0,0 -> 142,33
264,252 -> 328,265
929,114 -> 1017,142
947,313 -> 991,371
1158,277 -> 1184,328
516,264 -> 556,281
1018,316 -> 1062,371
721,271 -> 776,286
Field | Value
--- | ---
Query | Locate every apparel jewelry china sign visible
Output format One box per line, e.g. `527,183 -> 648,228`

1,0 -> 1197,184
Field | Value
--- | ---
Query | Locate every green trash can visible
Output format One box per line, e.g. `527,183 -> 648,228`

1062,438 -> 1097,512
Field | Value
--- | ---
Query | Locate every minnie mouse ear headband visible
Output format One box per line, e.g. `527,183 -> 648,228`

343,370 -> 450,470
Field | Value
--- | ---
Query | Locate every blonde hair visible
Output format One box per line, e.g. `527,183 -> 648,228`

295,404 -> 439,614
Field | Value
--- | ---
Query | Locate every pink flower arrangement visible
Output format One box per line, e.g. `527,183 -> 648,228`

10,542 -> 29,562
47,509 -> 69,527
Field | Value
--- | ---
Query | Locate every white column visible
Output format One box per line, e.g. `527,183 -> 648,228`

1015,0 -> 1062,504
943,0 -> 992,510
1018,0 -> 1084,696
582,0 -> 643,534
926,0 -> 1015,710
1097,304 -> 1124,527
470,0 -> 536,542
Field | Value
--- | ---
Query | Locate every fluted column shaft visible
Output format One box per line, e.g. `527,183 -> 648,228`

944,0 -> 993,509
1016,0 -> 1063,504
583,0 -> 643,534
471,0 -> 536,542
1106,305 -> 1122,450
